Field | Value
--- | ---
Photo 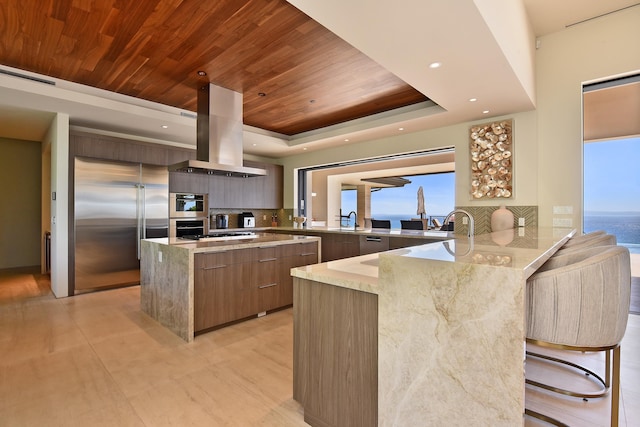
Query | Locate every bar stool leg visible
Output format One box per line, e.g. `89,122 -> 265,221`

611,345 -> 620,427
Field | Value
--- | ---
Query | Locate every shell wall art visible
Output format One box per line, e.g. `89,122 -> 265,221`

469,119 -> 513,199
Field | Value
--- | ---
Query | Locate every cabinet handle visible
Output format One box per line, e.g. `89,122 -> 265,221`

258,283 -> 277,289
203,264 -> 227,270
366,237 -> 382,242
259,258 -> 277,263
300,252 -> 316,256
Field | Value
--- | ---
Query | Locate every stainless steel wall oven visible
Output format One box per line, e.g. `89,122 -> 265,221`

170,193 -> 208,218
170,218 -> 208,238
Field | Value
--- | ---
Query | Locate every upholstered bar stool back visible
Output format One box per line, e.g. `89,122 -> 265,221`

525,245 -> 631,426
553,233 -> 617,257
562,230 -> 606,247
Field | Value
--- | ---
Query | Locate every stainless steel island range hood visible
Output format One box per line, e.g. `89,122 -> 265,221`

169,83 -> 267,177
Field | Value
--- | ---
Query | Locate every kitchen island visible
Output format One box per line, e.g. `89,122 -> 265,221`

140,233 -> 320,342
291,227 -> 575,426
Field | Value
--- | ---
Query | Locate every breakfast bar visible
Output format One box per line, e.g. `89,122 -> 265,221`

291,227 -> 575,426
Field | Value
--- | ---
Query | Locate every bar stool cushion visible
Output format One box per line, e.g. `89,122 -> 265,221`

526,245 -> 630,348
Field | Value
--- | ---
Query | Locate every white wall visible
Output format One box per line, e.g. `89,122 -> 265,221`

536,6 -> 640,229
47,113 -> 70,298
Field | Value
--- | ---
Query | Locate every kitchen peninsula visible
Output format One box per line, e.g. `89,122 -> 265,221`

291,227 -> 575,426
140,233 -> 320,342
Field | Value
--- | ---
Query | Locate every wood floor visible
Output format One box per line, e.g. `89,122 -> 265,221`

0,268 -> 638,426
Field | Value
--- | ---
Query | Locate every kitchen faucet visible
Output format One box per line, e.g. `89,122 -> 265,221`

339,210 -> 358,230
443,209 -> 475,238
346,211 -> 357,230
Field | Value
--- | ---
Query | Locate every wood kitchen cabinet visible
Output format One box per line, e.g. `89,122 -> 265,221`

278,241 -> 319,308
320,233 -> 360,261
294,277 -> 378,427
253,246 -> 281,312
206,161 -> 283,209
359,235 -> 390,255
255,241 -> 319,312
194,249 -> 254,331
194,240 -> 319,333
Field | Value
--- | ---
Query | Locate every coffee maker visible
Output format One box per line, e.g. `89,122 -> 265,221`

214,214 -> 228,229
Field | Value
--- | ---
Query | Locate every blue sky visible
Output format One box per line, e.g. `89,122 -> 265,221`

342,172 -> 455,218
584,137 -> 640,213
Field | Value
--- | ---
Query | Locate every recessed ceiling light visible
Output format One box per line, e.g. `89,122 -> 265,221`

398,127 -> 404,131
344,138 -> 349,142
197,70 -> 206,76
161,125 -> 168,129
252,143 -> 257,146
469,98 -> 477,102
429,62 -> 441,69
303,147 -> 308,150
258,92 -> 266,97
482,110 -> 490,114
309,99 -> 316,103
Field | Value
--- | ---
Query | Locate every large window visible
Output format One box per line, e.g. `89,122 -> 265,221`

583,137 -> 640,249
341,172 -> 455,228
583,74 -> 640,257
300,148 -> 454,227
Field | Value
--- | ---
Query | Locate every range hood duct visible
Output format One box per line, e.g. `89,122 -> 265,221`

169,83 -> 267,177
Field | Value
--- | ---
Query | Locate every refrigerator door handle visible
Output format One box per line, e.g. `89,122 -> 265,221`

141,184 -> 146,241
136,184 -> 144,260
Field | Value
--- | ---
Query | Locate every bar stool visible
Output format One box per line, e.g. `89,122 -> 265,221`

562,230 -> 607,248
525,245 -> 631,427
552,233 -> 617,257
370,219 -> 391,229
400,220 -> 424,230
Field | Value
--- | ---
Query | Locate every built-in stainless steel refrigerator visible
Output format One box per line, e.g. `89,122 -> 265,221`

73,157 -> 168,293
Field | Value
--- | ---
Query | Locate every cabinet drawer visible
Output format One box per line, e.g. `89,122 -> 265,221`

279,241 -> 318,258
359,235 -> 390,255
253,246 -> 279,262
195,249 -> 252,269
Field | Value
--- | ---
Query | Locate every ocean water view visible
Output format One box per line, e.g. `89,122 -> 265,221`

584,213 -> 640,253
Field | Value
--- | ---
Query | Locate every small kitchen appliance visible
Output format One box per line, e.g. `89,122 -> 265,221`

238,212 -> 255,228
215,214 -> 229,229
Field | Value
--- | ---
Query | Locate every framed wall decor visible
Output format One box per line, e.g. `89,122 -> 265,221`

469,119 -> 513,199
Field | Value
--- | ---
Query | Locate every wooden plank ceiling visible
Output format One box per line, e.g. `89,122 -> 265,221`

0,0 -> 428,136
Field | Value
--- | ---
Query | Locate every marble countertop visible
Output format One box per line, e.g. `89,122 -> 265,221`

145,233 -> 320,253
291,227 -> 575,294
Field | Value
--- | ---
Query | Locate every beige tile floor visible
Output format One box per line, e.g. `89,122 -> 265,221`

0,267 -> 638,426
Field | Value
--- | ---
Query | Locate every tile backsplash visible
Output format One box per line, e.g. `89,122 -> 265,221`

208,208 -> 294,229
454,205 -> 538,235
208,205 -> 537,234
